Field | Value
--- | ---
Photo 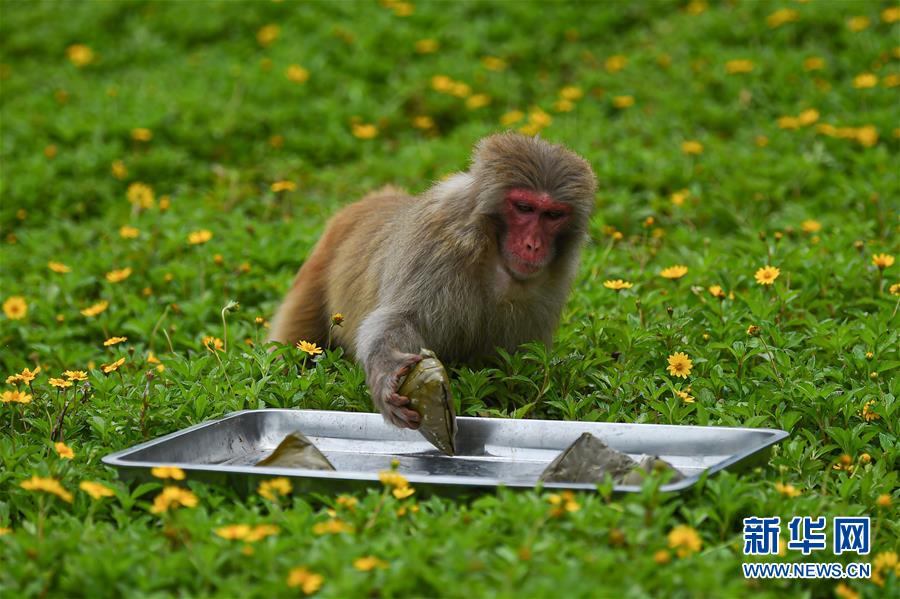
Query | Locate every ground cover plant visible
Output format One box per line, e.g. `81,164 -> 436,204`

1,0 -> 899,597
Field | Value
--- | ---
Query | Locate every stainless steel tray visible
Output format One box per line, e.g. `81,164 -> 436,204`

102,409 -> 788,494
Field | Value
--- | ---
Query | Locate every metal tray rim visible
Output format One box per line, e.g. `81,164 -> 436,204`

102,409 -> 789,493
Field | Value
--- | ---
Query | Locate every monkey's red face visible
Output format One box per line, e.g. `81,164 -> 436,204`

501,189 -> 572,278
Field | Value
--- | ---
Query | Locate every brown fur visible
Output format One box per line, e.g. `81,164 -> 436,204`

269,133 -> 597,427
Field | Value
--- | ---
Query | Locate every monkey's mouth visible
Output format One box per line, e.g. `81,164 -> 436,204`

505,255 -> 543,278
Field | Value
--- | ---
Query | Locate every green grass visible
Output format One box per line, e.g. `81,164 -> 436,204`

1,0 -> 899,596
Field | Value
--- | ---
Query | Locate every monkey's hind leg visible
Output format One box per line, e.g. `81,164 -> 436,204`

268,261 -> 329,349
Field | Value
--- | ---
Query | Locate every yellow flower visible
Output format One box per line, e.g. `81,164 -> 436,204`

105,267 -> 132,283
778,115 -> 801,130
558,86 -> 583,101
884,7 -> 900,23
853,73 -> 878,89
653,549 -> 671,564
55,442 -> 75,460
847,16 -> 870,32
431,75 -> 454,92
3,296 -> 27,320
271,181 -> 297,192
603,279 -> 633,291
890,283 -> 900,296
354,556 -> 389,571
604,55 -> 627,73
80,300 -> 109,317
64,370 -> 88,381
681,140 -> 703,155
725,59 -> 754,74
767,8 -> 799,28
667,352 -> 693,378
871,551 -> 900,587
797,109 -> 819,126
708,285 -> 726,299
17,366 -> 40,383
379,470 -> 409,488
528,107 -> 552,128
466,94 -> 491,110
500,110 -> 524,126
286,64 -> 309,83
21,476 -> 73,503
746,325 -> 760,336
215,524 -> 252,540
862,400 -> 880,422
803,57 -> 824,71
412,116 -> 434,130
754,266 -> 780,285
884,74 -> 900,88
351,123 -> 378,139
66,44 -> 94,67
675,390 -> 695,404
801,219 -> 821,233
331,313 -> 344,326
336,495 -> 357,509
392,486 -> 415,499
286,567 -> 324,595
150,486 -> 198,514
257,24 -> 280,47
391,2 -> 413,16
127,182 -> 155,208
554,99 -> 574,112
854,125 -> 878,148
660,265 -> 688,279
103,336 -> 128,346
671,189 -> 689,206
119,226 -> 140,239
612,95 -> 634,108
312,518 -> 354,535
202,336 -> 224,352
258,477 -> 293,500
774,482 -> 801,498
150,466 -> 186,481
667,525 -> 702,557
415,38 -> 439,53
244,524 -> 280,542
188,229 -> 213,245
111,159 -> 128,180
296,340 -> 323,356
80,481 -> 115,500
101,357 -> 126,373
834,583 -> 859,599
1,390 -> 32,404
481,56 -> 506,71
131,128 -> 153,142
876,494 -> 891,508
872,254 -> 894,269
49,377 -> 73,389
48,261 -> 71,273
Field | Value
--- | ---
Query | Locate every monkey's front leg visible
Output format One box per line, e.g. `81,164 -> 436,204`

356,309 -> 426,429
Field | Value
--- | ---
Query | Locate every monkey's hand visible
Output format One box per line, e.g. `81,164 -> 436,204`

369,352 -> 423,430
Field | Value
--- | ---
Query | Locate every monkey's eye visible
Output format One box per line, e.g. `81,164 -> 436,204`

545,211 -> 565,220
515,203 -> 535,213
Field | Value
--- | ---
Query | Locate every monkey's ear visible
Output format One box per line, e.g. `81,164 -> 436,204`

473,131 -> 511,159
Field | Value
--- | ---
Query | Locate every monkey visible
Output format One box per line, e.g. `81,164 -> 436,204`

268,132 -> 597,429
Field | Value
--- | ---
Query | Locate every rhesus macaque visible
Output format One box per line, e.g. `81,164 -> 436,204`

269,133 -> 597,429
